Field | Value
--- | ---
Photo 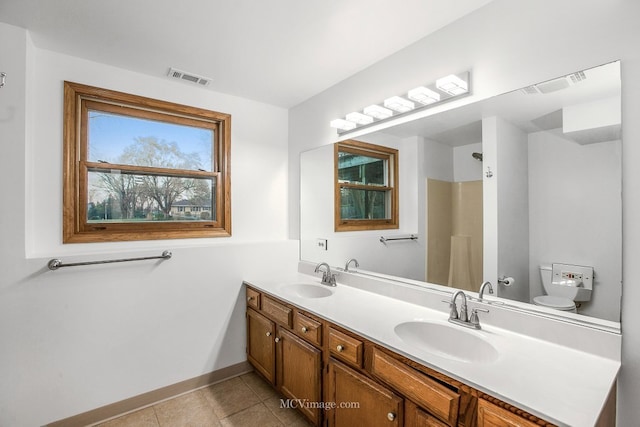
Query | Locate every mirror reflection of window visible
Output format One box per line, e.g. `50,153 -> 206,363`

334,140 -> 398,231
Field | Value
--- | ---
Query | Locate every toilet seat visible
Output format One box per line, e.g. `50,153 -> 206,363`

533,295 -> 576,311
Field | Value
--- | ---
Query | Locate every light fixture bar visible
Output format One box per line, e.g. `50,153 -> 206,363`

330,119 -> 357,131
331,71 -> 470,135
346,112 -> 374,125
384,96 -> 415,113
408,86 -> 441,105
363,104 -> 393,120
436,74 -> 468,95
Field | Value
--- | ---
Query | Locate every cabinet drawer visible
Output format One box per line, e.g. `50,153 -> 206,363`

262,295 -> 293,327
293,311 -> 323,346
367,347 -> 459,426
477,398 -> 544,427
328,327 -> 363,368
246,287 -> 261,310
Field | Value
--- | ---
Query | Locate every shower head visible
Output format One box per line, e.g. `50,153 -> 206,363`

472,152 -> 483,162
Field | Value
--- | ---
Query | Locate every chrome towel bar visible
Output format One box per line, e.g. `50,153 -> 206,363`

380,234 -> 418,244
47,250 -> 172,271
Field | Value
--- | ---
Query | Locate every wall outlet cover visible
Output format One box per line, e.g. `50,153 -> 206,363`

317,239 -> 328,250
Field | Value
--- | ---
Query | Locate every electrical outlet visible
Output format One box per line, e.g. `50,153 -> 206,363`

317,239 -> 328,251
561,271 -> 583,281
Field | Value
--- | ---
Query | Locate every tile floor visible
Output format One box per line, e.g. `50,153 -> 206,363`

94,372 -> 313,427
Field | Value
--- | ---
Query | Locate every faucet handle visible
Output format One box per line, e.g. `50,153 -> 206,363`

442,299 -> 458,320
469,308 -> 489,327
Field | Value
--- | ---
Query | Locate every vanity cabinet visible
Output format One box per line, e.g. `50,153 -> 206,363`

246,308 -> 276,384
245,288 -> 324,426
366,346 -> 460,426
477,397 -> 542,427
405,400 -> 450,427
276,326 -> 323,425
328,326 -> 364,368
327,358 -> 403,427
244,284 -> 556,427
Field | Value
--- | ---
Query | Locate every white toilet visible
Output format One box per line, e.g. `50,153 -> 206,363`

533,263 -> 593,313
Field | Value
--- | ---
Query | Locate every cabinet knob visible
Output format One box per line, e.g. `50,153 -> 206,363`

265,331 -> 271,337
387,412 -> 396,421
274,337 -> 281,343
301,326 -> 308,333
336,345 -> 344,352
247,296 -> 254,302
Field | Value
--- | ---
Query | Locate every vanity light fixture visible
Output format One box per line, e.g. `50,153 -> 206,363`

436,74 -> 468,96
408,86 -> 441,104
363,104 -> 393,120
329,119 -> 357,131
330,71 -> 470,135
384,96 -> 415,113
346,111 -> 374,125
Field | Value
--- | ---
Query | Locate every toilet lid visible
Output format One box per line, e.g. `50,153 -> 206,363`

533,295 -> 576,310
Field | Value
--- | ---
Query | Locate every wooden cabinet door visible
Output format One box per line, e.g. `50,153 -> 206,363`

405,400 -> 449,427
276,326 -> 323,425
246,308 -> 276,384
327,359 -> 403,427
477,398 -> 541,427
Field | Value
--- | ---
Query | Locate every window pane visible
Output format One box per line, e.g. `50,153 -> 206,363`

87,171 -> 215,222
88,111 -> 214,171
340,188 -> 389,220
338,152 -> 386,186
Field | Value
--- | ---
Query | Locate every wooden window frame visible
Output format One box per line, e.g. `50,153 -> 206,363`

63,81 -> 231,243
334,140 -> 399,232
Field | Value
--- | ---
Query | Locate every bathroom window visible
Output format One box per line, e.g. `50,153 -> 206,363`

334,140 -> 398,231
62,81 -> 231,242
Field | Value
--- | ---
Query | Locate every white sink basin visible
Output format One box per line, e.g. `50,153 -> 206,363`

394,321 -> 499,364
281,283 -> 334,299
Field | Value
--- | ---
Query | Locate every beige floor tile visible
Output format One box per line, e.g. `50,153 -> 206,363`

219,403 -> 283,427
201,376 -> 262,418
154,390 -> 221,427
97,407 -> 159,427
263,396 -> 313,427
240,372 -> 279,401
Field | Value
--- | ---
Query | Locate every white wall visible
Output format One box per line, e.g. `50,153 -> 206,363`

0,23 -> 298,426
483,116 -> 530,303
528,131 -> 621,321
288,1 -> 640,424
453,142 -> 483,183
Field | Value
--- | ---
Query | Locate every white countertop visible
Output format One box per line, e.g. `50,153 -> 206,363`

244,271 -> 620,427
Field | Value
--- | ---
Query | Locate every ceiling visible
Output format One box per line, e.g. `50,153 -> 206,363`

0,0 -> 493,107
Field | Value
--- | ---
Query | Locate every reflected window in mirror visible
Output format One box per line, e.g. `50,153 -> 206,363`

334,140 -> 398,231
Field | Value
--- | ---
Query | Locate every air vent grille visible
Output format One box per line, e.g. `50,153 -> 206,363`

167,67 -> 212,87
520,72 -> 588,95
569,71 -> 587,84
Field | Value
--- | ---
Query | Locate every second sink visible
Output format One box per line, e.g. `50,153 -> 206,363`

394,320 -> 499,364
281,283 -> 334,299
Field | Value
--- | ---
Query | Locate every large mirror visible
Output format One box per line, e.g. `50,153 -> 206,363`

301,61 -> 621,324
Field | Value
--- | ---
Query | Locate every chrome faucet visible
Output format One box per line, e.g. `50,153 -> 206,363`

445,290 -> 489,329
478,281 -> 494,301
314,262 -> 337,286
450,290 -> 469,322
344,258 -> 359,272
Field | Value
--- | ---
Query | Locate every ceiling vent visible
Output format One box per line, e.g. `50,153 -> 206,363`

167,67 -> 212,87
520,71 -> 587,95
